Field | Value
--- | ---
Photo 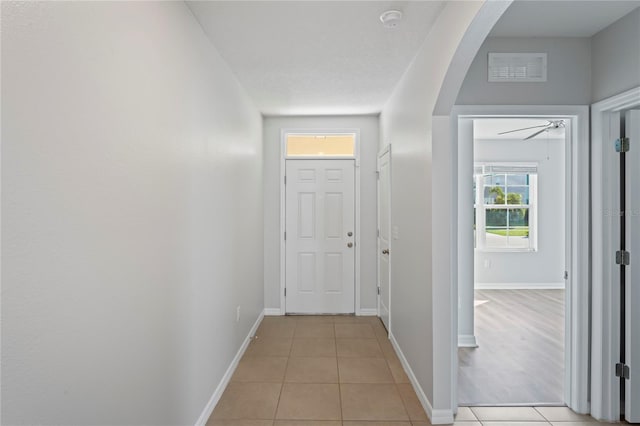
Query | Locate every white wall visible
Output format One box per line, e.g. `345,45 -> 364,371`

456,37 -> 592,105
591,7 -> 640,103
457,7 -> 640,107
474,138 -> 565,288
263,115 -> 379,313
379,1 -> 510,420
1,2 -> 263,425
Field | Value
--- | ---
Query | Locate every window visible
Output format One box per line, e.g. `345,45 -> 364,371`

286,134 -> 355,157
474,164 -> 538,251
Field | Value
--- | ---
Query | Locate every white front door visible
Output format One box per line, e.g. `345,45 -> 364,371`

625,109 -> 640,423
377,148 -> 391,331
285,159 -> 355,314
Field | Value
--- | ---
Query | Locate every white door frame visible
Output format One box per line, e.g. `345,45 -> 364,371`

591,86 -> 640,422
377,144 -> 392,328
280,128 -> 362,315
450,105 -> 590,413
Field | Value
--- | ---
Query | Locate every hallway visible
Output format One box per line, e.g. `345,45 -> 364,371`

3,1 -> 640,424
209,315 -> 426,423
208,316 -> 599,426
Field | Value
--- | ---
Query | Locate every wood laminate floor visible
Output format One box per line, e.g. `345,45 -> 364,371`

458,289 -> 565,405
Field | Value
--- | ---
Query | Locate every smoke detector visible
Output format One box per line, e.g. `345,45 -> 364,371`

380,10 -> 403,29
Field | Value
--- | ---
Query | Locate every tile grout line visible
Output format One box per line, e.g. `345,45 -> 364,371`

534,406 -> 552,423
335,322 -> 344,423
394,378 -> 414,422
271,319 -> 296,422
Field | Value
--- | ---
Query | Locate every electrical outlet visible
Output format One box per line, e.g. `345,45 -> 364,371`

236,306 -> 241,322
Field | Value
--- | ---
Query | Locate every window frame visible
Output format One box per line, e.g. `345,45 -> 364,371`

474,163 -> 538,252
284,132 -> 358,159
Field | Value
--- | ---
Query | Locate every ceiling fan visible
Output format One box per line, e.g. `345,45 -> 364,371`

498,120 -> 565,140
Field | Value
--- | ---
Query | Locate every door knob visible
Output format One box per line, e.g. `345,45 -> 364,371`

347,231 -> 353,237
382,249 -> 389,255
347,242 -> 353,248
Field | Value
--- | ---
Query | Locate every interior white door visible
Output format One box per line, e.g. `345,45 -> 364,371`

377,148 -> 391,331
285,159 -> 355,314
625,110 -> 640,423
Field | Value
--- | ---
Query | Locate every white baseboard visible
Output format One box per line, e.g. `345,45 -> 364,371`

431,408 -> 456,424
389,333 -> 454,424
195,310 -> 265,426
475,282 -> 565,290
458,334 -> 478,348
357,308 -> 378,316
264,308 -> 282,316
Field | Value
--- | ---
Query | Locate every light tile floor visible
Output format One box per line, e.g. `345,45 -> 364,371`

456,406 -> 600,426
207,315 -> 600,426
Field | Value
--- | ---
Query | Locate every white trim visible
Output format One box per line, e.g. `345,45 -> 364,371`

355,139 -> 362,315
280,130 -> 286,315
282,156 -> 355,160
458,334 -> 478,348
389,332 -> 452,424
590,86 -> 640,422
194,310 -> 265,426
284,131 -> 357,160
474,164 -> 538,252
592,86 -> 640,112
280,128 -> 362,315
377,144 -> 392,330
263,308 -> 282,316
357,308 -> 378,316
451,105 -> 590,415
431,408 -> 455,424
474,282 -> 565,290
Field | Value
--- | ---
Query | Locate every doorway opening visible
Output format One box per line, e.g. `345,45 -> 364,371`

451,106 -> 590,413
462,118 -> 566,405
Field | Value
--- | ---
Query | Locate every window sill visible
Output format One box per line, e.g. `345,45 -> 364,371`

475,248 -> 538,253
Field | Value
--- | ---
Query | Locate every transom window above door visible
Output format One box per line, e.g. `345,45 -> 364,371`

286,134 -> 356,158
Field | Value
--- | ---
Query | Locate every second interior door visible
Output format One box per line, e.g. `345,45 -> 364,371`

625,110 -> 639,423
377,148 -> 391,331
285,159 -> 355,314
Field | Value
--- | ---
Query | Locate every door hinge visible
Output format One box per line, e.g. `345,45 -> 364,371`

377,229 -> 380,238
616,363 -> 630,380
284,231 -> 287,240
616,250 -> 630,265
284,175 -> 287,184
564,271 -> 569,280
377,286 -> 380,295
284,288 -> 287,297
376,171 -> 380,179
615,137 -> 630,153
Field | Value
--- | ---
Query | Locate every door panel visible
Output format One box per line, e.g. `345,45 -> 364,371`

378,148 -> 391,331
286,159 -> 355,314
625,110 -> 640,422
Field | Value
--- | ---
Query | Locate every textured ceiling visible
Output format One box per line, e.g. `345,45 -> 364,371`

490,0 -> 640,37
187,1 -> 445,115
188,1 -> 639,115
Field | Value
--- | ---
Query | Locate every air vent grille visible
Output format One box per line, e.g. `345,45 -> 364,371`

488,53 -> 547,82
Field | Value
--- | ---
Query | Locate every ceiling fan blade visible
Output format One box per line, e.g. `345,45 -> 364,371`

497,124 -> 551,135
523,127 -> 550,140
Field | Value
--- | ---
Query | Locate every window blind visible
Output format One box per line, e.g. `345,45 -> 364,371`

475,164 -> 538,175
